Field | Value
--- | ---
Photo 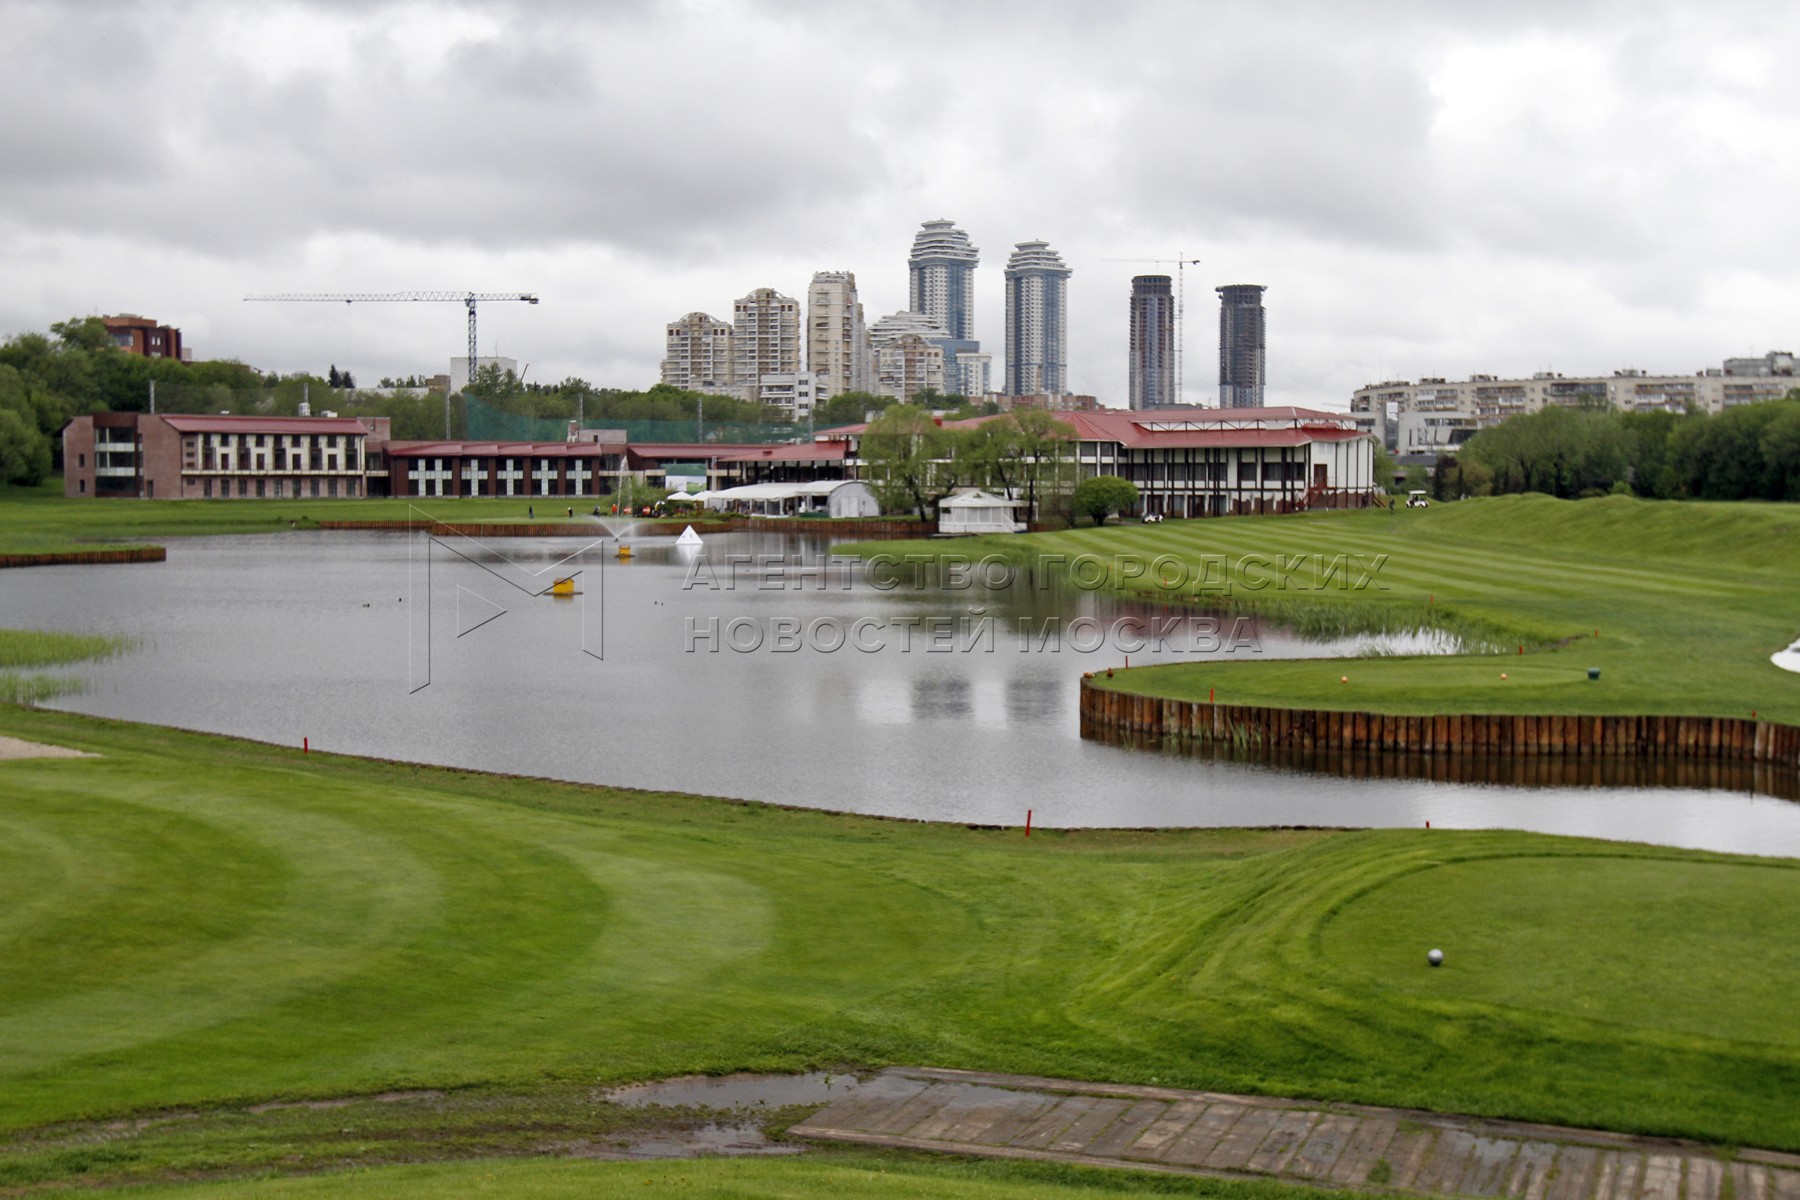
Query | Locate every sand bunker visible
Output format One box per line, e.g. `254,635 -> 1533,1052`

0,735 -> 98,761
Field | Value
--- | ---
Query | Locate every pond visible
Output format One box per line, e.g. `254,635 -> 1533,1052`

7,526 -> 1799,858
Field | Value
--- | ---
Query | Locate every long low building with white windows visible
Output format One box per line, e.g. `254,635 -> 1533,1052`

385,437 -> 632,498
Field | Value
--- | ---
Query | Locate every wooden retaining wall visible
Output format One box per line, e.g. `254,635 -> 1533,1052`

0,547 -> 166,569
1078,676 -> 1800,769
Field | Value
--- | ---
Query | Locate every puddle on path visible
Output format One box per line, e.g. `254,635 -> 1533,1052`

604,1071 -> 866,1111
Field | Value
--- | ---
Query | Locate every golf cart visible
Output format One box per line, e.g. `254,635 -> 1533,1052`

1405,490 -> 1430,509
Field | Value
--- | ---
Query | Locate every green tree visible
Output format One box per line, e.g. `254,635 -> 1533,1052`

1463,406 -> 1632,498
1670,401 -> 1790,500
1619,409 -> 1686,498
1760,402 -> 1800,500
1005,410 -> 1077,521
815,391 -> 891,428
0,405 -> 50,485
861,404 -> 949,519
1071,475 -> 1139,526
1373,442 -> 1399,493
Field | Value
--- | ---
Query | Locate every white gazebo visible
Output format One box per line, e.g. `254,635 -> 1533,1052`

938,490 -> 1026,535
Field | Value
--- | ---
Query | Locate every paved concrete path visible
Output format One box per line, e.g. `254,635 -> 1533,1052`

791,1068 -> 1800,1198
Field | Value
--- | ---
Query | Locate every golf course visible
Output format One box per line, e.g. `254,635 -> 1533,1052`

2,701 -> 1800,1193
3,489 -> 1800,1195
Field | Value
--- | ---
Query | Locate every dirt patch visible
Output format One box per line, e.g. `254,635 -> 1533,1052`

0,735 -> 98,761
246,1089 -> 443,1114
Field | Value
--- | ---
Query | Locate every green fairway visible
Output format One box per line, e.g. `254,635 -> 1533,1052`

845,494 -> 1800,724
3,703 -> 1800,1189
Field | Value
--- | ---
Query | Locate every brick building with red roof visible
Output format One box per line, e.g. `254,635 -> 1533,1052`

63,412 -> 391,500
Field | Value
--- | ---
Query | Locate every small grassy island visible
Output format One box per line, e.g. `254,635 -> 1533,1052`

845,494 -> 1800,727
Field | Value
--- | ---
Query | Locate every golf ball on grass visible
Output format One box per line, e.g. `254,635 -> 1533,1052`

1427,948 -> 1444,967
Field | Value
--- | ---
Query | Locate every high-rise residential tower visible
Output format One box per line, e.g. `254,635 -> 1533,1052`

908,219 -> 980,341
731,287 -> 802,403
1128,275 -> 1175,410
1004,239 -> 1072,396
1217,284 -> 1267,409
661,312 -> 735,394
806,271 -> 871,398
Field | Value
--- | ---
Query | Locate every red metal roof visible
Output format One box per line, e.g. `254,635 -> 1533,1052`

713,442 -> 849,463
819,408 -> 1366,450
161,414 -> 375,435
625,443 -> 774,458
387,440 -> 626,458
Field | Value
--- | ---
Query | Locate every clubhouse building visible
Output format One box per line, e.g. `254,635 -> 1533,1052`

64,406 -> 1379,518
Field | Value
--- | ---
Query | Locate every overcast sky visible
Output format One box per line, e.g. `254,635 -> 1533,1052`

4,0 -> 1795,409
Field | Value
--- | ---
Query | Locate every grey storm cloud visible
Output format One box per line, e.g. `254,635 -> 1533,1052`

2,0 -> 1796,402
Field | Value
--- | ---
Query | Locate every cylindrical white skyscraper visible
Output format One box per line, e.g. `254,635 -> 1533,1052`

908,219 -> 979,342
1004,240 -> 1072,396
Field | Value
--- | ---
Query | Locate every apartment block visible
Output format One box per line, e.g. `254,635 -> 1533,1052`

806,272 -> 871,398
731,288 -> 802,403
662,312 -> 736,394
1351,351 -> 1800,453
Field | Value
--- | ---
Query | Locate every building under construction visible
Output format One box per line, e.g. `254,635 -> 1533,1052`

1128,275 -> 1175,410
1217,284 -> 1266,409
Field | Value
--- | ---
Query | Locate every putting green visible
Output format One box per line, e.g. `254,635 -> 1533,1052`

1316,855 -> 1800,1046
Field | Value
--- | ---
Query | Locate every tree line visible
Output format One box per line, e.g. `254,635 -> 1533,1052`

859,405 -> 1077,521
1439,396 -> 1800,503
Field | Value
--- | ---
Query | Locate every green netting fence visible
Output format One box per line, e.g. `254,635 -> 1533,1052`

128,387 -> 814,446
463,396 -> 809,445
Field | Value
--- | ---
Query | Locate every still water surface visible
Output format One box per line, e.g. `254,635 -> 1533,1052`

9,528 -> 1799,857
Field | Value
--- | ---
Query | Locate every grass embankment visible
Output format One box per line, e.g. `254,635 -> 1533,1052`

59,1152 -> 1352,1200
0,628 -> 133,704
3,704 -> 1799,1193
844,494 -> 1800,724
0,479 -> 605,556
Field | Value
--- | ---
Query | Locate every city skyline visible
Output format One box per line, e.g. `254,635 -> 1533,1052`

4,3 -> 1797,411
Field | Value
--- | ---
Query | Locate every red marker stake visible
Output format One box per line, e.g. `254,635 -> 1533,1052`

1025,809 -> 1032,838
303,737 -> 309,754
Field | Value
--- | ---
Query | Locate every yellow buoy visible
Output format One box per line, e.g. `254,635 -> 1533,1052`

616,544 -> 632,559
551,577 -> 576,597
